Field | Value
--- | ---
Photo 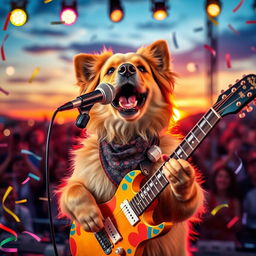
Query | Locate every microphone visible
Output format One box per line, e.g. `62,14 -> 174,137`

58,83 -> 115,111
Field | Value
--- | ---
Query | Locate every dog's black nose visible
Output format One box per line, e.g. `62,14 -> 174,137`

118,63 -> 136,77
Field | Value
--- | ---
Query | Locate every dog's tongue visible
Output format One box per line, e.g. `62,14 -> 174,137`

119,96 -> 137,108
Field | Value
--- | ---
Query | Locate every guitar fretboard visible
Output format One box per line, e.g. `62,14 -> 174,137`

130,108 -> 221,216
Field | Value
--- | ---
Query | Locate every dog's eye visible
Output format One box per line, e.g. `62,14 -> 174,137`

138,65 -> 147,72
106,67 -> 115,75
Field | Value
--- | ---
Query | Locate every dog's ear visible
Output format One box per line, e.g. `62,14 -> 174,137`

74,51 -> 112,92
137,40 -> 171,72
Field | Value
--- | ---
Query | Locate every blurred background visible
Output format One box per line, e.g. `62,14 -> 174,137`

0,0 -> 256,255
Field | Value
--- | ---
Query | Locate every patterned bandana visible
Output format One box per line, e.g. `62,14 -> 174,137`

99,136 -> 159,186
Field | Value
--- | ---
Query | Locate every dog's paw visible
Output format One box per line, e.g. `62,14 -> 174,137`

162,158 -> 195,201
73,200 -> 104,232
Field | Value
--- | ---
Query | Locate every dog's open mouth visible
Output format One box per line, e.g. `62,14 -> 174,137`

112,84 -> 148,117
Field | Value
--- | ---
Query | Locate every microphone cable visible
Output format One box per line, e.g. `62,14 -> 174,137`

45,109 -> 59,256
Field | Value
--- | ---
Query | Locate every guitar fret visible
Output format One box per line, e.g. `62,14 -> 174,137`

184,138 -> 194,150
179,145 -> 188,158
197,124 -> 206,135
191,131 -> 200,142
138,193 -> 147,208
203,116 -> 213,127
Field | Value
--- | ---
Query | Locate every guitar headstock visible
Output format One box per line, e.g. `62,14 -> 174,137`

214,74 -> 256,118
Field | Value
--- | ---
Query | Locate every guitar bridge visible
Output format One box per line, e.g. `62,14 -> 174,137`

94,229 -> 112,255
120,199 -> 139,226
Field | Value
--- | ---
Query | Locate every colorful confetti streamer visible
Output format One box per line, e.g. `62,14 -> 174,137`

28,172 -> 40,181
204,44 -> 216,57
193,27 -> 203,32
0,236 -> 17,253
39,197 -> 48,201
172,32 -> 179,49
0,87 -> 9,95
3,12 -> 11,31
0,223 -> 17,237
22,231 -> 41,242
15,199 -> 27,204
207,15 -> 219,25
227,216 -> 239,229
21,149 -> 42,161
225,53 -> 231,68
232,0 -> 244,13
234,158 -> 243,175
21,177 -> 31,185
28,67 -> 40,83
2,186 -> 21,222
228,24 -> 240,35
50,21 -> 65,25
211,203 -> 229,216
1,34 -> 9,61
246,20 -> 256,24
44,0 -> 53,3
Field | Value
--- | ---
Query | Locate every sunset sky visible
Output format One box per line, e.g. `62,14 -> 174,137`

0,0 -> 255,122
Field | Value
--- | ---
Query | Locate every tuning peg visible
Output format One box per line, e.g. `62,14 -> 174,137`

236,79 -> 239,83
239,111 -> 246,118
221,89 -> 225,93
228,84 -> 232,88
246,106 -> 253,112
242,74 -> 247,78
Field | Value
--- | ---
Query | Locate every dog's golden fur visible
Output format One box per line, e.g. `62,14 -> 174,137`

59,40 -> 204,256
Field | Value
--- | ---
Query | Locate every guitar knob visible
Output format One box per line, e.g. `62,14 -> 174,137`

246,106 -> 253,112
239,112 -> 246,118
115,247 -> 124,255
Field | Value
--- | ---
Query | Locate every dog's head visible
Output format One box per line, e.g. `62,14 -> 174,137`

74,40 -> 176,142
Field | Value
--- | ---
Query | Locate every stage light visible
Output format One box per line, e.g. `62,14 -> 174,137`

10,0 -> 28,27
152,0 -> 168,21
60,0 -> 78,25
206,0 -> 221,17
109,0 -> 124,23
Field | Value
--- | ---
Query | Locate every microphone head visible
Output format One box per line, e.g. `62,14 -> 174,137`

96,83 -> 116,104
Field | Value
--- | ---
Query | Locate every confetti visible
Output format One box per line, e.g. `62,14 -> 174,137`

1,34 -> 9,61
193,27 -> 203,32
211,203 -> 229,216
225,53 -> 231,68
28,67 -> 40,83
39,197 -> 48,201
2,186 -> 21,222
246,20 -> 256,24
21,149 -> 42,161
234,158 -> 243,175
204,44 -> 216,57
22,231 -> 41,242
232,0 -> 244,13
50,21 -> 65,25
28,172 -> 40,181
0,223 -> 17,237
0,143 -> 8,147
44,0 -> 53,3
3,12 -> 11,31
0,236 -> 17,253
21,177 -> 31,185
0,87 -> 9,95
207,15 -> 219,25
228,24 -> 240,35
15,199 -> 27,204
227,216 -> 239,228
172,32 -> 179,49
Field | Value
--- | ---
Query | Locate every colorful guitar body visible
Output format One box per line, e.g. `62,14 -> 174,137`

69,170 -> 173,256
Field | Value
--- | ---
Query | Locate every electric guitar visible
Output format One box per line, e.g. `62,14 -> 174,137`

69,74 -> 256,256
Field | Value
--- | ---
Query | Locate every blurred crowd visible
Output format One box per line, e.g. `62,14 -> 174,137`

0,111 -> 256,254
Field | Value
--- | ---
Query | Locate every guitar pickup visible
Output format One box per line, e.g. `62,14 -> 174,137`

120,200 -> 139,226
104,217 -> 122,244
94,229 -> 112,255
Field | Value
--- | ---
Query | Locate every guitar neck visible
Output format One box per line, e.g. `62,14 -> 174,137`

130,108 -> 221,216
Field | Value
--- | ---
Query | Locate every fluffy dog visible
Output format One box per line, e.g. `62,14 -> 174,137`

59,40 -> 204,256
